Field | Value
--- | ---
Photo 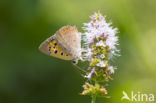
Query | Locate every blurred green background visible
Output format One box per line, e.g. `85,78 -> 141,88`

0,0 -> 156,103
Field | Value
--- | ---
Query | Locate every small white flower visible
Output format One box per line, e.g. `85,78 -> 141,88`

85,67 -> 95,79
96,40 -> 106,47
96,60 -> 105,67
85,48 -> 93,61
106,36 -> 118,50
108,66 -> 114,74
100,54 -> 105,59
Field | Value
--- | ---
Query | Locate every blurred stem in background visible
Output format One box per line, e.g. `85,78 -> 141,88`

91,95 -> 96,103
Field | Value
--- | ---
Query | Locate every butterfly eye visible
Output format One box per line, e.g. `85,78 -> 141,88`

60,52 -> 63,56
54,50 -> 58,54
72,60 -> 77,64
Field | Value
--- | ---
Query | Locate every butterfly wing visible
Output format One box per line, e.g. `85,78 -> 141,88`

39,35 -> 72,60
55,25 -> 81,59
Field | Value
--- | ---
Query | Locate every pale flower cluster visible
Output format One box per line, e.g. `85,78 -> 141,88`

83,12 -> 118,59
82,12 -> 118,77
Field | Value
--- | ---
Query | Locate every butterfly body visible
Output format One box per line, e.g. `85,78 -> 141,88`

39,25 -> 81,61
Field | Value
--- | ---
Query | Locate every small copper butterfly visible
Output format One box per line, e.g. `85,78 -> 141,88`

39,25 -> 81,63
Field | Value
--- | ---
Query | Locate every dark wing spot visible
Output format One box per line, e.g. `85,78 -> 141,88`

54,50 -> 58,54
60,52 -> 63,56
66,54 -> 68,56
54,43 -> 57,46
49,46 -> 51,50
53,43 -> 57,48
50,39 -> 54,42
48,46 -> 51,55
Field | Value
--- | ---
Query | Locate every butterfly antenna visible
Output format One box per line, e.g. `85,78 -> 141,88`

72,63 -> 87,73
73,64 -> 86,77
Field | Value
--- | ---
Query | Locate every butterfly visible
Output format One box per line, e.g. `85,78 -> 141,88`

39,25 -> 81,63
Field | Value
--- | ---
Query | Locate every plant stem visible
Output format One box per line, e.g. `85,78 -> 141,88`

91,95 -> 96,103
